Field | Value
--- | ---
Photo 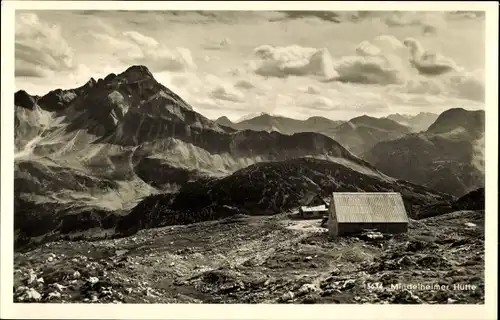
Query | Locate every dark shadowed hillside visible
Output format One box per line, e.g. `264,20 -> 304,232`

364,108 -> 485,196
386,112 -> 439,132
426,108 -> 485,138
117,157 -> 453,236
417,187 -> 485,219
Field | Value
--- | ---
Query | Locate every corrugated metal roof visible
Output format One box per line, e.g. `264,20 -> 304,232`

332,192 -> 409,223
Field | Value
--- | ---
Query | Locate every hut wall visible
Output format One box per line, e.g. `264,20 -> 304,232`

328,205 -> 338,238
337,222 -> 408,236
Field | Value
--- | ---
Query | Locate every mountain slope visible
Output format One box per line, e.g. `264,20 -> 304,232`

215,116 -> 234,127
319,115 -> 412,156
426,108 -> 484,138
364,108 -> 485,196
417,187 -> 485,219
14,65 -> 391,247
15,66 -> 379,176
386,112 -> 439,132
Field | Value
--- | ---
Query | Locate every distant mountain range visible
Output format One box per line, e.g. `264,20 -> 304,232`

221,109 -> 484,197
318,115 -> 412,156
217,113 -> 412,156
217,111 -> 439,140
386,112 -> 439,132
13,65 -> 484,247
215,113 -> 344,136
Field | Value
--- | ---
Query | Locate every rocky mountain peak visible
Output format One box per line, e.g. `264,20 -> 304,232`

351,114 -> 374,122
123,65 -> 154,78
85,77 -> 97,88
14,90 -> 39,110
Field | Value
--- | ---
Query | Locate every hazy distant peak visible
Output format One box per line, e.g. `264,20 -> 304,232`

387,113 -> 410,120
215,116 -> 234,126
349,115 -> 408,129
216,116 -> 232,122
416,112 -> 438,116
350,114 -> 377,122
386,112 -> 439,133
236,112 -> 278,123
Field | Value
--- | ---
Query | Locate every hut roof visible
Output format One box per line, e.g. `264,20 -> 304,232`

331,192 -> 409,223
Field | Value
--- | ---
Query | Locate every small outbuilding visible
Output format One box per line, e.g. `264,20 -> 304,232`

299,193 -> 329,219
328,192 -> 409,238
299,204 -> 329,219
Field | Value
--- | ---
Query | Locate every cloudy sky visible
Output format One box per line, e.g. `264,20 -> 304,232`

15,10 -> 485,121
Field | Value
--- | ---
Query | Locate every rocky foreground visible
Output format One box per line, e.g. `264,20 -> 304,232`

14,209 -> 484,304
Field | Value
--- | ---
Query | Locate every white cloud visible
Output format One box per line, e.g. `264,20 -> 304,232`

14,11 -> 485,122
300,85 -> 322,95
210,85 -> 245,103
234,79 -> 257,90
382,11 -> 447,33
90,31 -> 197,73
123,31 -> 160,48
15,12 -> 75,77
252,44 -> 338,79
